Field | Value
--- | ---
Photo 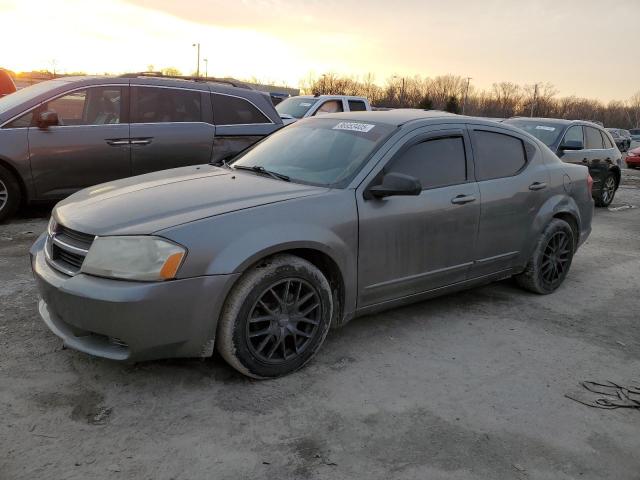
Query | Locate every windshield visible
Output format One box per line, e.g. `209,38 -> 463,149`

0,79 -> 67,115
504,119 -> 563,146
231,118 -> 395,187
275,97 -> 318,119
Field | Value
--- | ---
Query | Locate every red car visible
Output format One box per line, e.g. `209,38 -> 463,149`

626,147 -> 640,169
0,69 -> 16,97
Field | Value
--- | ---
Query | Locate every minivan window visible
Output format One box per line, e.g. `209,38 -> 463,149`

388,137 -> 467,189
585,127 -> 604,149
212,94 -> 269,125
348,100 -> 368,112
231,118 -> 395,187
472,130 -> 527,181
132,87 -> 201,123
44,87 -> 123,125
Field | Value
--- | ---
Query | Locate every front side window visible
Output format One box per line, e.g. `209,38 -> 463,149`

388,137 -> 467,189
43,87 -> 123,126
231,118 -> 395,187
472,130 -> 527,181
563,125 -> 583,146
132,87 -> 201,123
314,100 -> 343,116
585,127 -> 604,149
348,100 -> 367,112
212,94 -> 269,125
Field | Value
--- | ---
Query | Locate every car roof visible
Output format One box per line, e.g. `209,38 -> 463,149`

316,109 -> 460,126
507,117 -> 606,129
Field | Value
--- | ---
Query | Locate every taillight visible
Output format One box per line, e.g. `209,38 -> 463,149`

587,174 -> 593,195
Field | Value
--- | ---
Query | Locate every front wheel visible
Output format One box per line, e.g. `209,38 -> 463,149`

216,254 -> 333,379
515,218 -> 575,295
595,173 -> 616,207
0,165 -> 21,223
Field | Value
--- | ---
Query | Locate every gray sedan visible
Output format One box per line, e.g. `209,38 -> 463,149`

31,111 -> 593,378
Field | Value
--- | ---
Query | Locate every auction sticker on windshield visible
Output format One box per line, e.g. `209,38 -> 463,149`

333,122 -> 376,133
535,125 -> 556,131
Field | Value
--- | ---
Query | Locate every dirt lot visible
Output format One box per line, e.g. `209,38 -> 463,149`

1,168 -> 639,480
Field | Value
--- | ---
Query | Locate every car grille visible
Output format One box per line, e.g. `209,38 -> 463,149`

46,224 -> 95,276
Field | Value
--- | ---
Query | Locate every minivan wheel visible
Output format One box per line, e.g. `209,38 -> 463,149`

216,254 -> 333,379
0,165 -> 21,223
595,173 -> 616,207
515,218 -> 575,295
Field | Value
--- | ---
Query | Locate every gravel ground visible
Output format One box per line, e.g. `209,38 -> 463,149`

1,168 -> 639,480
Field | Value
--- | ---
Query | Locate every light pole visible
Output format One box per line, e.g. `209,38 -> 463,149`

393,75 -> 406,107
192,43 -> 200,77
203,58 -> 208,78
530,83 -> 539,117
462,77 -> 472,115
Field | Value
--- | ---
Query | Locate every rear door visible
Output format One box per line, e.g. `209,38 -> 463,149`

468,125 -> 550,278
129,85 -> 214,175
356,125 -> 480,306
28,85 -> 131,199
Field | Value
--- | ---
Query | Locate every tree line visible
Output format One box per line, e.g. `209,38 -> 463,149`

299,73 -> 640,129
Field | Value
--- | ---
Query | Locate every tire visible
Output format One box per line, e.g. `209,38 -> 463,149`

0,165 -> 21,223
515,218 -> 575,295
216,254 -> 333,379
594,173 -> 616,207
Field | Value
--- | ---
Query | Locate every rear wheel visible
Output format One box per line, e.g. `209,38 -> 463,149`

0,165 -> 21,223
216,254 -> 333,379
595,173 -> 616,207
515,218 -> 575,295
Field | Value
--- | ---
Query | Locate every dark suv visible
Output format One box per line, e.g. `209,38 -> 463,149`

0,74 -> 283,221
505,118 -> 622,207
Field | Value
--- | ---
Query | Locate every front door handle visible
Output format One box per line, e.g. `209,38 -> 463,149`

529,182 -> 547,191
105,138 -> 129,146
451,194 -> 477,205
130,138 -> 153,145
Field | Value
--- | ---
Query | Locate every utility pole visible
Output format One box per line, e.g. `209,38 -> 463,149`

203,58 -> 208,77
530,83 -> 539,118
462,76 -> 472,115
393,75 -> 406,107
192,43 -> 200,77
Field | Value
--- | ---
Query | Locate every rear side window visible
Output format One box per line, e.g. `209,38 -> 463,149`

601,131 -> 614,149
212,94 -> 270,125
388,136 -> 467,189
585,127 -> 604,149
131,87 -> 201,123
472,130 -> 527,181
348,100 -> 367,112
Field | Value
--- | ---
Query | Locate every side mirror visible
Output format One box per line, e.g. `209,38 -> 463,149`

367,172 -> 422,199
559,140 -> 583,151
37,111 -> 59,129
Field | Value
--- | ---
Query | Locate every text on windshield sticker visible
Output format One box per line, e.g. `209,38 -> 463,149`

333,122 -> 375,133
535,125 -> 556,131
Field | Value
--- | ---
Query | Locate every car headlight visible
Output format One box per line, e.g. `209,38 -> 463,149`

81,236 -> 186,281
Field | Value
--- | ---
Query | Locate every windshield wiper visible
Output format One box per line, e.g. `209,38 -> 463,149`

233,165 -> 290,182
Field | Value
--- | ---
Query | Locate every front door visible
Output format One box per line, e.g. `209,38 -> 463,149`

468,125 -> 550,278
28,86 -> 130,199
129,86 -> 215,175
356,126 -> 480,307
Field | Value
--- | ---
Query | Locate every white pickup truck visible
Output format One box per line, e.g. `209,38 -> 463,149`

275,95 -> 371,125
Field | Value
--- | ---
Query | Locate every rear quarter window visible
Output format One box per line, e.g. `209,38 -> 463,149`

212,94 -> 270,125
472,130 -> 527,181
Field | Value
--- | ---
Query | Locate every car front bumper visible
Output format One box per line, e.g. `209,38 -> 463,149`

30,234 -> 240,362
626,156 -> 640,167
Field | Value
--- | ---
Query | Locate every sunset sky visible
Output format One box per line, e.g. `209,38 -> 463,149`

1,0 -> 638,101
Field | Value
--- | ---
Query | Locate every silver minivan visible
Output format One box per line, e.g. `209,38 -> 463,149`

0,74 -> 283,221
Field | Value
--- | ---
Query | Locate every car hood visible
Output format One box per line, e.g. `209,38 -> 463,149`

628,146 -> 640,156
54,165 -> 328,235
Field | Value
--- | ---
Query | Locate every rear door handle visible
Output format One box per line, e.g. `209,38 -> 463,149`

529,182 -> 547,191
451,194 -> 477,205
105,138 -> 129,146
130,138 -> 153,145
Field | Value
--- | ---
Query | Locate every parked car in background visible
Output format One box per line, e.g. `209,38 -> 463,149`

0,73 -> 283,222
0,69 -> 16,97
625,146 -> 640,169
31,111 -> 593,378
505,118 -> 622,207
630,128 -> 640,142
275,95 -> 371,124
607,128 -> 630,151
